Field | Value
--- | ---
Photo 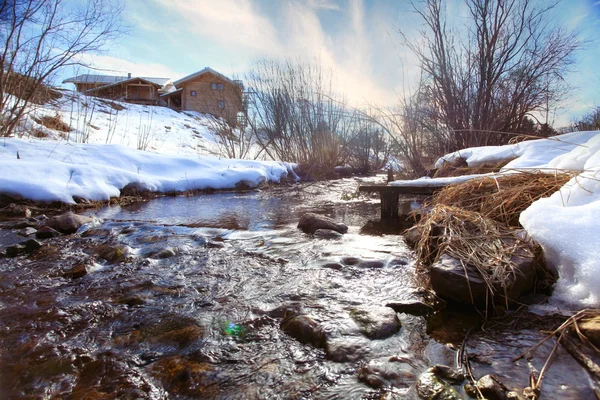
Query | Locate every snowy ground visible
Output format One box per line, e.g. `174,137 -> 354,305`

0,92 -> 297,203
392,130 -> 600,309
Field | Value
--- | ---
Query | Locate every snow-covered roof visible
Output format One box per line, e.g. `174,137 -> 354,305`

84,77 -> 164,94
63,74 -> 171,87
173,67 -> 241,88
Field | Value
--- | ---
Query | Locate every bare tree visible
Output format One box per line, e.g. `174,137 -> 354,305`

403,0 -> 580,150
0,0 -> 122,137
245,58 -> 350,176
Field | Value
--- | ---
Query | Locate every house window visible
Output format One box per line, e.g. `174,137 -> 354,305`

191,90 -> 196,96
218,101 -> 225,109
211,83 -> 217,90
217,83 -> 224,90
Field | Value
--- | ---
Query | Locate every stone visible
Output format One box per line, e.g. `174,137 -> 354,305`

96,244 -> 129,263
280,314 -> 326,348
320,261 -> 344,270
475,374 -> 508,400
14,220 -> 37,229
431,365 -> 465,383
578,316 -> 600,348
357,259 -> 385,268
45,211 -> 94,234
325,337 -> 370,362
357,359 -> 415,389
206,241 -> 225,249
314,229 -> 343,240
416,370 -> 463,400
350,306 -> 401,340
63,263 -> 88,279
5,239 -> 42,257
35,226 -> 62,239
341,256 -> 361,265
18,227 -> 37,237
386,300 -> 433,316
147,247 -> 178,259
297,213 -> 348,235
430,253 -> 536,308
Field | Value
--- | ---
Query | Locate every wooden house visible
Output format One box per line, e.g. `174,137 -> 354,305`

63,74 -> 171,106
161,67 -> 244,126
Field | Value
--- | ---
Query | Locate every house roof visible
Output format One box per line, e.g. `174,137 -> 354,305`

84,77 -> 163,94
173,67 -> 241,88
159,87 -> 183,98
63,74 -> 171,87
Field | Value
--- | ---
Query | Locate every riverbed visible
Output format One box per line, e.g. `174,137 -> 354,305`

0,177 -> 594,399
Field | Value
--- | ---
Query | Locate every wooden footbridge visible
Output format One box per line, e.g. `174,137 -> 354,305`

358,184 -> 448,218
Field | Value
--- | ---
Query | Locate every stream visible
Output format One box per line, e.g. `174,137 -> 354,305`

0,177 -> 595,399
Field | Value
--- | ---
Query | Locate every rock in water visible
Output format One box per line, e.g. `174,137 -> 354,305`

35,226 -> 62,239
430,253 -> 536,308
280,314 -> 326,348
45,211 -> 94,234
297,213 -> 348,234
350,306 -> 401,340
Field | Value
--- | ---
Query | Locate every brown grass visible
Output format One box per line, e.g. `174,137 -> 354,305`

431,171 -> 574,227
34,114 -> 72,133
414,205 -> 531,301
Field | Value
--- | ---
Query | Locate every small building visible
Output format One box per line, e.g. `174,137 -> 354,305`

62,74 -> 171,106
161,67 -> 244,126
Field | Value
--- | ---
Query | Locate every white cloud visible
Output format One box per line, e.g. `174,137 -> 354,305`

155,0 -> 281,55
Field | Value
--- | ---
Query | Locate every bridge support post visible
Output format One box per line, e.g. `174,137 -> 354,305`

381,192 -> 400,218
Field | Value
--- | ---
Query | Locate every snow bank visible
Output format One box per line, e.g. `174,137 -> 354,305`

426,130 -> 600,308
0,138 -> 297,204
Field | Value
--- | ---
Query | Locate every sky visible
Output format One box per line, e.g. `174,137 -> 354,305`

63,0 -> 600,127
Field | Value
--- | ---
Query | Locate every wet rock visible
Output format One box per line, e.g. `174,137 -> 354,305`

320,261 -> 344,270
118,295 -> 146,307
430,253 -> 536,308
431,365 -> 465,383
350,306 -> 401,340
297,212 -> 348,235
14,219 -> 37,229
386,300 -> 433,316
5,239 -> 42,257
325,337 -> 370,362
280,314 -> 326,348
416,370 -> 462,400
358,359 -> 415,389
577,316 -> 600,348
63,263 -> 88,279
18,227 -> 37,236
206,241 -> 225,249
314,229 -> 343,240
148,247 -> 178,259
35,226 -> 61,239
45,211 -> 94,234
389,257 -> 410,267
266,303 -> 303,319
150,356 -> 220,398
82,228 -> 112,237
341,256 -> 361,266
96,244 -> 129,263
403,226 -> 421,249
358,259 -> 385,268
474,374 -> 509,400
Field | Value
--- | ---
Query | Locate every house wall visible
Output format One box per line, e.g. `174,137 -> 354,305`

76,83 -> 106,93
180,74 -> 243,125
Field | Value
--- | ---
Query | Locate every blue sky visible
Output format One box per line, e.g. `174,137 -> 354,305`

66,0 -> 600,127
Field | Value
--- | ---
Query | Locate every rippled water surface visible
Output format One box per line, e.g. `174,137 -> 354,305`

0,177 -> 595,399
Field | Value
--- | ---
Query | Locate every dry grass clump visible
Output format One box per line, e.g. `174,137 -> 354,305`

415,205 -> 532,299
432,171 -> 574,227
33,114 -> 72,133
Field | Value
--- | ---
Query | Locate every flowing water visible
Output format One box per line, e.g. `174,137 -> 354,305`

0,177 -> 595,399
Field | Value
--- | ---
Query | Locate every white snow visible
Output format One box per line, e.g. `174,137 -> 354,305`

394,130 -> 600,308
0,92 -> 297,204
